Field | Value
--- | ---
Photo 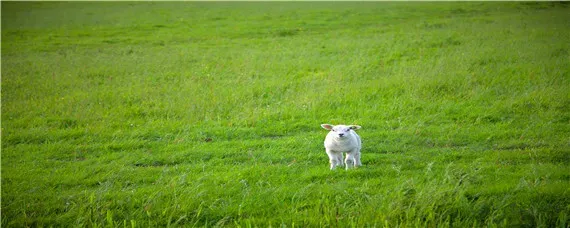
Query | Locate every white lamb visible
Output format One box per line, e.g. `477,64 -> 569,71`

320,124 -> 362,170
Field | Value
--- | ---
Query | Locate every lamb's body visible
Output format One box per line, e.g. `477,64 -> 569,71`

321,124 -> 362,170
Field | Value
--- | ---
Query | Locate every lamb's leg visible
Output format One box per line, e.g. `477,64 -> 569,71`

326,149 -> 342,170
354,150 -> 362,167
345,152 -> 355,170
337,153 -> 344,168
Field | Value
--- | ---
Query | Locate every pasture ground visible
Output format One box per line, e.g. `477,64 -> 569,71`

2,2 -> 570,227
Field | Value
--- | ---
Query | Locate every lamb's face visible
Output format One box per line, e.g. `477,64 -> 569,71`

321,124 -> 361,140
330,125 -> 353,139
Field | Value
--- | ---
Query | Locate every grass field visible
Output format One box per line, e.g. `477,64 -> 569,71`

2,2 -> 570,227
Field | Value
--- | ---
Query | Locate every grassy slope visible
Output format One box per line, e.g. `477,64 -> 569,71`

2,2 -> 569,227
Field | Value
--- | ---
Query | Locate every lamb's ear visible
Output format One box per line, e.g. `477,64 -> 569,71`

349,125 -> 361,130
321,124 -> 334,131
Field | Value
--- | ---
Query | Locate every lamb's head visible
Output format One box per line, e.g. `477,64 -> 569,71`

321,124 -> 361,140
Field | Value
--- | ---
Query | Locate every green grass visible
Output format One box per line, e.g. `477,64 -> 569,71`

2,2 -> 570,227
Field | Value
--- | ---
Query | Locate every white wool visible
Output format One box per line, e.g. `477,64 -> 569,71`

321,124 -> 362,170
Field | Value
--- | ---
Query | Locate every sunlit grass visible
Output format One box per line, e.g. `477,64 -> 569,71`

2,2 -> 569,227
